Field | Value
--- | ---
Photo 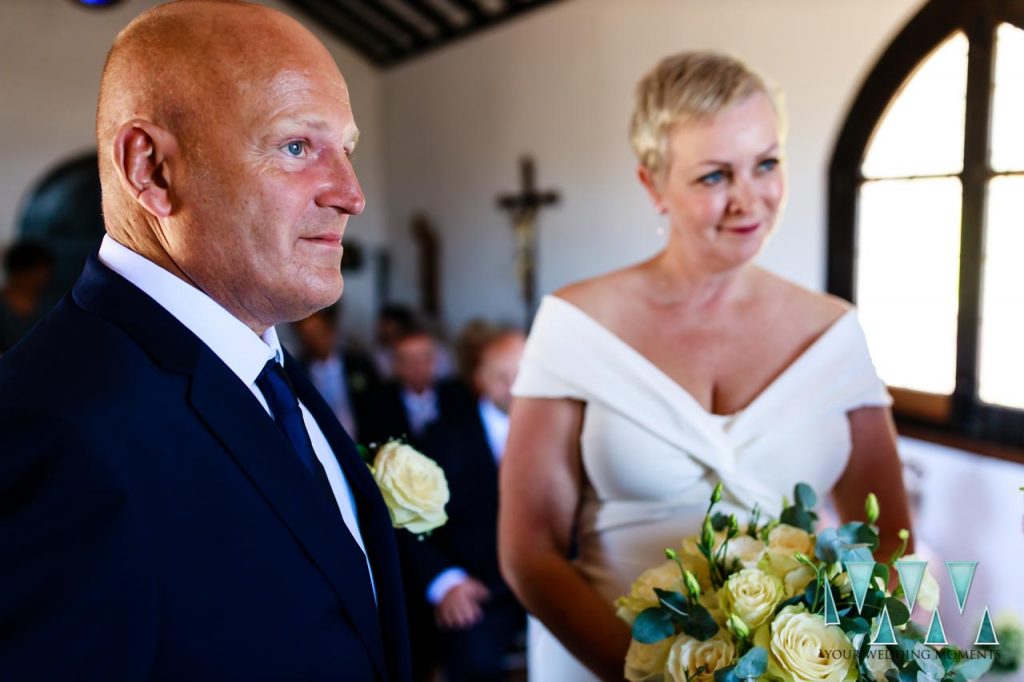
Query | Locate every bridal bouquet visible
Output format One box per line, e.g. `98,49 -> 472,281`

364,439 -> 449,536
616,483 -> 995,682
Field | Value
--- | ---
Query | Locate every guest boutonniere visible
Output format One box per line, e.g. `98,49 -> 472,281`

359,439 -> 449,537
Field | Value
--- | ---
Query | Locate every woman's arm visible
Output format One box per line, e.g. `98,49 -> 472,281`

832,406 -> 914,560
498,396 -> 632,681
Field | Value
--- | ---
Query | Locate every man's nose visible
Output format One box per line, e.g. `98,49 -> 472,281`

316,154 -> 365,215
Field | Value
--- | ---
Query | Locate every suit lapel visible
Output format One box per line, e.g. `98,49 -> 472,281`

287,359 -> 411,682
73,257 -> 390,680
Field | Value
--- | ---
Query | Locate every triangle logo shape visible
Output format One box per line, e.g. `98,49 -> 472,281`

871,604 -> 898,645
895,560 -> 928,612
945,561 -> 978,614
823,579 -> 840,625
845,561 -> 876,614
924,609 -> 948,645
975,607 -> 999,646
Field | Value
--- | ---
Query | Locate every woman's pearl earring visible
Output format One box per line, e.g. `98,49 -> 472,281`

656,210 -> 668,237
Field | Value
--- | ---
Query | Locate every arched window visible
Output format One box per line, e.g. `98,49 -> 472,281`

829,0 -> 1024,451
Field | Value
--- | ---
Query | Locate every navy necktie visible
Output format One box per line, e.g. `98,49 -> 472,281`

256,359 -> 336,502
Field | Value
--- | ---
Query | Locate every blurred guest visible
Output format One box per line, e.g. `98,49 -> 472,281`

0,240 -> 55,353
453,318 -> 498,385
293,304 -> 379,440
403,329 -> 527,682
361,326 -> 471,447
371,303 -> 417,379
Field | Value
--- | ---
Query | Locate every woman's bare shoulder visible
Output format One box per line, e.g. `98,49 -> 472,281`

552,265 -> 647,322
755,269 -> 850,327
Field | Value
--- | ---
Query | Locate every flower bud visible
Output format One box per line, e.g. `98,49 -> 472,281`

728,514 -> 740,537
684,570 -> 702,599
898,529 -> 910,542
711,482 -> 724,504
727,614 -> 750,640
865,493 -> 880,524
794,552 -> 815,568
702,516 -> 715,549
665,548 -> 679,561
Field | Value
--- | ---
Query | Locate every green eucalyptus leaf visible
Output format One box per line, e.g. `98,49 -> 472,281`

654,588 -> 689,619
915,672 -> 939,682
952,654 -> 995,678
839,545 -> 874,564
632,607 -> 675,644
794,483 -> 817,509
713,665 -> 740,682
815,528 -> 842,564
841,616 -> 871,635
711,512 -> 731,532
884,597 -> 911,627
780,506 -> 813,533
838,521 -> 880,551
913,643 -> 945,679
680,603 -> 720,641
734,646 -> 768,678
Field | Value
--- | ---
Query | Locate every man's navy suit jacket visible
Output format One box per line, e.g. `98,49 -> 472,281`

0,256 -> 412,681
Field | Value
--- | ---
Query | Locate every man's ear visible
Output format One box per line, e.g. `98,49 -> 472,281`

111,119 -> 178,218
636,164 -> 664,213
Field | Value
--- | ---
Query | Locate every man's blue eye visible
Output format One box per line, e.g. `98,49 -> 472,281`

285,141 -> 305,157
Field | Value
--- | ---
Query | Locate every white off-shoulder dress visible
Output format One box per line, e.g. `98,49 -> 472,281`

511,295 -> 892,681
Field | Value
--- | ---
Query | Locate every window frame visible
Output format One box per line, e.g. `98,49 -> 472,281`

828,0 -> 1024,454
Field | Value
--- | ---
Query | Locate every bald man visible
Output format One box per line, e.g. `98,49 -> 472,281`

0,2 -> 410,680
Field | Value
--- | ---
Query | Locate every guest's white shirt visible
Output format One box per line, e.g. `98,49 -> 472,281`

477,398 -> 509,462
98,235 -> 376,600
307,353 -> 358,438
426,398 -> 510,605
401,387 -> 438,437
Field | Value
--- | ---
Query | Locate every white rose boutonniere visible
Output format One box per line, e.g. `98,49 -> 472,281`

370,440 -> 449,535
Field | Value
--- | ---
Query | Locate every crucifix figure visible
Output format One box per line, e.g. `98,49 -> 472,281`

496,156 -> 560,326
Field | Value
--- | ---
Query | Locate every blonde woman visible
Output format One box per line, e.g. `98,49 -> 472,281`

498,52 -> 912,681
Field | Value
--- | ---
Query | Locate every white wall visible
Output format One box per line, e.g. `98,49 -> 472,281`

381,0 -> 926,334
0,0 -> 386,344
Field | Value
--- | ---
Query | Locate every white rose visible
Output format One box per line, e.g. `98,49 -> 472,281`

863,645 -> 898,682
725,535 -> 766,569
763,524 -> 815,575
371,441 -> 449,534
719,568 -> 785,630
901,554 -> 940,613
754,604 -> 857,682
616,560 -> 685,625
783,565 -> 818,598
665,631 -> 736,682
624,637 -> 672,682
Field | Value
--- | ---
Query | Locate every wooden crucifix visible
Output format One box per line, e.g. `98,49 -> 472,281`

496,156 -> 560,326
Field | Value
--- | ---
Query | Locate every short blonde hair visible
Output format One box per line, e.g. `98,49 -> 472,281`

629,51 -> 778,177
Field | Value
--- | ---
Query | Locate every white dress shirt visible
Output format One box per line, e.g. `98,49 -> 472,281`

401,387 -> 438,437
307,353 -> 358,438
98,235 -> 376,600
426,398 -> 510,605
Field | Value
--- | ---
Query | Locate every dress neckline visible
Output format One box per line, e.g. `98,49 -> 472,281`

543,295 -> 854,422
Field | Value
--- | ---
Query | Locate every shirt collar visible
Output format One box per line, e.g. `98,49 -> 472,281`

478,398 -> 509,427
98,235 -> 281,386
